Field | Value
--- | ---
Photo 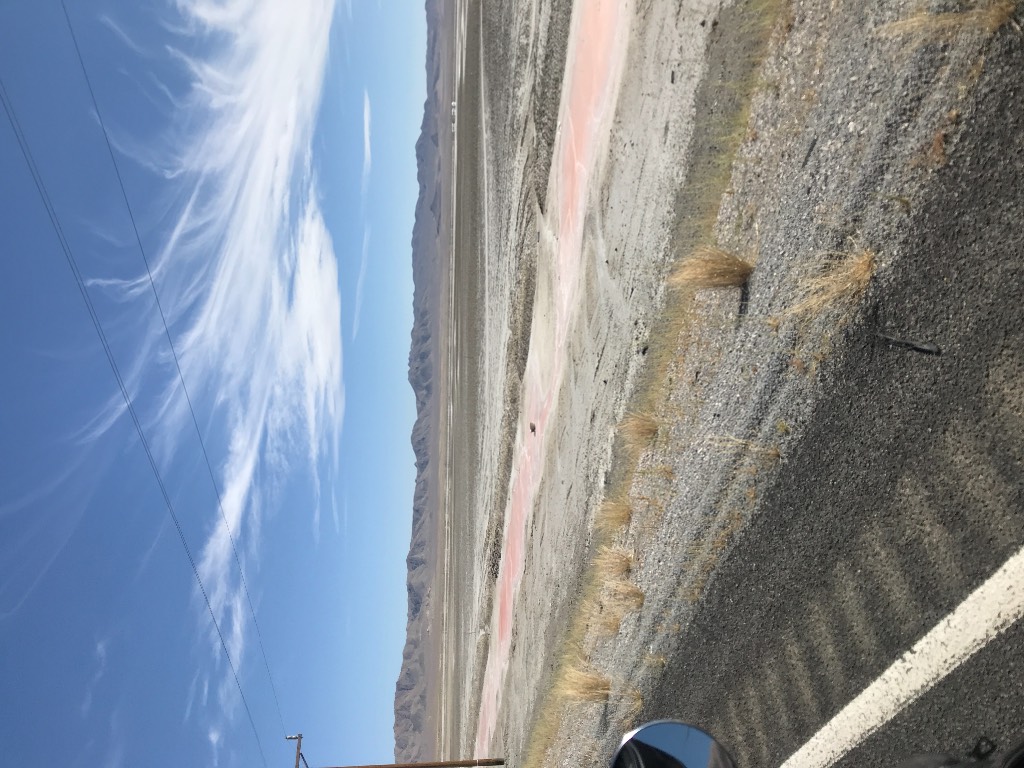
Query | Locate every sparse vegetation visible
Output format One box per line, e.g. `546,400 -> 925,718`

556,658 -> 612,702
881,194 -> 913,214
595,545 -> 636,580
594,605 -> 624,637
592,576 -> 645,638
619,411 -> 660,451
622,687 -> 644,723
605,579 -> 646,612
669,245 -> 754,290
520,0 -> 792,761
643,653 -> 668,669
924,129 -> 948,168
878,0 -> 1019,39
786,247 -> 876,320
595,495 -> 633,537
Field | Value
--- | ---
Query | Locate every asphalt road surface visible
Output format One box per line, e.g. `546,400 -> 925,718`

643,29 -> 1024,768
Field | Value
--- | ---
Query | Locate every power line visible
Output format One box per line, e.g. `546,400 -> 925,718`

58,0 -> 290,740
0,78 -> 269,768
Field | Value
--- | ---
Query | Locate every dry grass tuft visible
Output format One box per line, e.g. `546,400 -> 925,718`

786,248 -> 876,319
595,545 -> 636,580
605,579 -> 646,612
878,0 -> 1019,38
595,607 -> 623,637
621,687 -> 645,723
620,411 -> 660,450
556,659 -> 612,702
644,653 -> 668,669
595,495 -> 633,537
924,129 -> 948,168
523,706 -> 565,768
669,245 -> 754,290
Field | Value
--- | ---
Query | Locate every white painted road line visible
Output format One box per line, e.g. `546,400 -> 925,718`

781,544 -> 1024,768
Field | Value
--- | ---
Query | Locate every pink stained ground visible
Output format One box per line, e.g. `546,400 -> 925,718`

474,0 -> 628,756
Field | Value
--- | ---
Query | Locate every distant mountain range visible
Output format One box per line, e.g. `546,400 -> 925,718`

394,0 -> 444,761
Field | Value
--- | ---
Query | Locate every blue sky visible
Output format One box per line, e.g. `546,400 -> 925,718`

0,2 -> 425,767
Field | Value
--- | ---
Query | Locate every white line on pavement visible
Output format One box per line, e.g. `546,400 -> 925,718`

781,544 -> 1024,768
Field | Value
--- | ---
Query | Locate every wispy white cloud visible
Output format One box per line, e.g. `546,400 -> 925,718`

91,0 -> 343,741
103,738 -> 125,768
208,728 -> 222,768
0,454 -> 97,620
352,226 -> 369,340
80,638 -> 109,718
98,14 -> 147,57
134,517 -> 168,580
103,709 -> 125,768
183,671 -> 199,723
361,89 -> 372,212
330,487 -> 341,535
353,90 -> 371,340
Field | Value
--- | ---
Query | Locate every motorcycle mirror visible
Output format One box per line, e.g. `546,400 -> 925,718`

612,721 -> 738,768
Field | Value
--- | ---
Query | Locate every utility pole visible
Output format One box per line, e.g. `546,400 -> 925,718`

287,734 -> 303,768
285,735 -> 504,768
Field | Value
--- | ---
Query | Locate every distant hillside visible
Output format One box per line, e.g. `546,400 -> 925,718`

394,0 -> 444,762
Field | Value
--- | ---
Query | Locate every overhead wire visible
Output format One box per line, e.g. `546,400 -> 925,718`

0,76 -> 270,768
58,0 -> 290,741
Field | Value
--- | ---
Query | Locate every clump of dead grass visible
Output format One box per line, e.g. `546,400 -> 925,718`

595,607 -> 624,637
643,653 -> 668,669
786,248 -> 876,319
621,687 -> 645,724
591,577 -> 646,638
619,410 -> 660,450
556,658 -> 612,702
595,545 -> 636,579
590,598 -> 623,638
878,0 -> 1019,39
523,701 -> 565,767
669,245 -> 754,290
595,495 -> 633,538
605,579 -> 646,612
